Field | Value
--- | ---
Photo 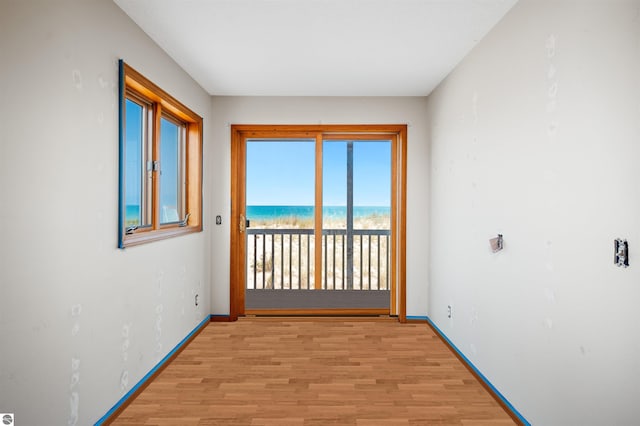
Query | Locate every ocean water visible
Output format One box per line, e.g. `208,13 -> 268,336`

125,205 -> 140,223
247,205 -> 390,221
126,204 -> 389,223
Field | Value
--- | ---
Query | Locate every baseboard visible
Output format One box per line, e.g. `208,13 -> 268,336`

94,315 -> 212,425
424,316 -> 530,426
210,314 -> 233,322
405,315 -> 429,323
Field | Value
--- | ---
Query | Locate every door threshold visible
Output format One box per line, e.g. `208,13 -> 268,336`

240,313 -> 397,322
245,308 -> 390,317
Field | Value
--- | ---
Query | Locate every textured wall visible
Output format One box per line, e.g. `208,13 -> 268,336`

426,0 -> 640,424
0,1 -> 213,424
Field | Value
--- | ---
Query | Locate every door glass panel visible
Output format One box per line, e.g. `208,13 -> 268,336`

244,137 -> 391,311
322,140 -> 347,289
353,141 -> 391,290
322,140 -> 391,291
246,140 -> 315,293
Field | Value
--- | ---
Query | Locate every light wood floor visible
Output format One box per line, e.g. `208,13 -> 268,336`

111,318 -> 516,425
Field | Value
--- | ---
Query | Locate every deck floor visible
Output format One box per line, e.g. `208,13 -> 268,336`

246,289 -> 390,310
111,318 -> 516,425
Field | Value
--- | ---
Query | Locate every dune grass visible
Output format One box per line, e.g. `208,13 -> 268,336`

250,213 -> 390,230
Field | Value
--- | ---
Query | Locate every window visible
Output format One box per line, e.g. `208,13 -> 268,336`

118,60 -> 203,248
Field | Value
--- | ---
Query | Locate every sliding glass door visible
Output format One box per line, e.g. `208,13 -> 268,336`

229,125 -> 406,319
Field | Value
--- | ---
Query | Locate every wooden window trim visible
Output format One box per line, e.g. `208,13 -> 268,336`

119,61 -> 203,248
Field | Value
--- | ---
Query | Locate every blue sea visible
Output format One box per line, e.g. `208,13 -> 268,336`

126,205 -> 390,223
246,205 -> 390,221
125,205 -> 140,223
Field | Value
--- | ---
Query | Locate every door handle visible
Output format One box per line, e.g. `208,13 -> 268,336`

239,214 -> 246,233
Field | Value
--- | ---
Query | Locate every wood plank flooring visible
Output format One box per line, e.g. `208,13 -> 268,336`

111,318 -> 516,425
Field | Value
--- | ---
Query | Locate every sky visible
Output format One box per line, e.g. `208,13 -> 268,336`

246,139 -> 391,207
125,99 -> 180,216
159,117 -> 180,216
125,99 -> 143,207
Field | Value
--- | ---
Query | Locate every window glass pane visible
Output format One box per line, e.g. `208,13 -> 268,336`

246,140 -> 315,229
322,141 -> 347,230
353,141 -> 391,230
125,98 -> 144,227
160,117 -> 181,224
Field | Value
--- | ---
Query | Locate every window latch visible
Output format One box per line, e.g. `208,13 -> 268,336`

125,225 -> 138,235
152,161 -> 160,172
179,213 -> 191,227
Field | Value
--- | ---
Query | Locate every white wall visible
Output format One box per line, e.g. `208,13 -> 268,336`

209,97 -> 430,317
426,0 -> 640,424
0,1 -> 213,424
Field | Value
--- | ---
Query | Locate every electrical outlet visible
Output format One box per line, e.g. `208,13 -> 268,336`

447,305 -> 452,319
615,239 -> 629,268
195,294 -> 199,306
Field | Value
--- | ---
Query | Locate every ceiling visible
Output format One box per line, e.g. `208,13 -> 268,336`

114,0 -> 518,96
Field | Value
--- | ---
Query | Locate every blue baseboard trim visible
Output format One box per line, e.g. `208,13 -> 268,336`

425,316 -> 530,426
406,315 -> 429,321
95,315 -> 212,425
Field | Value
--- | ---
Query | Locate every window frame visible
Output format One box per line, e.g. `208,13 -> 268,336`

118,60 -> 203,248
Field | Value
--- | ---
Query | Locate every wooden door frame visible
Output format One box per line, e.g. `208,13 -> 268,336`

229,124 -> 407,323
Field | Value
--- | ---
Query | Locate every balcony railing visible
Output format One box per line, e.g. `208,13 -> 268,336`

247,228 -> 390,291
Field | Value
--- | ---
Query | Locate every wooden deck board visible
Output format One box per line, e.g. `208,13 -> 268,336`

110,318 -> 516,425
